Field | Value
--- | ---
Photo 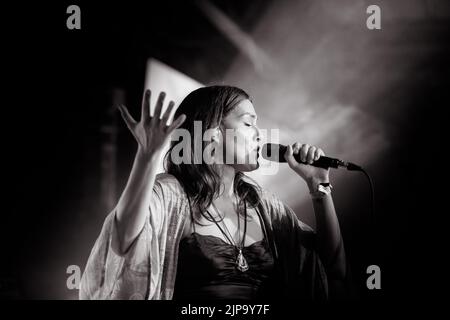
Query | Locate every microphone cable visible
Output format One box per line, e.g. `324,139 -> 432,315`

345,163 -> 375,226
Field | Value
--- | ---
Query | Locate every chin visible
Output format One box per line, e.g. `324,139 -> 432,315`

234,162 -> 260,172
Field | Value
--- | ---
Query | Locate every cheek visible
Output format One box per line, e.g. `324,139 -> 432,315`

230,129 -> 253,155
221,126 -> 256,157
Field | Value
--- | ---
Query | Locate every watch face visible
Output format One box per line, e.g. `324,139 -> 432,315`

318,185 -> 332,194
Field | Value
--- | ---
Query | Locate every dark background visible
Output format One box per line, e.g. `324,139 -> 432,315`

2,0 -> 448,302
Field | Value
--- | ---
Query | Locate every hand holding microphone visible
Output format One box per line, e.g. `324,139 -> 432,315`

261,143 -> 374,221
285,142 -> 329,186
262,142 -> 364,192
261,143 -> 362,171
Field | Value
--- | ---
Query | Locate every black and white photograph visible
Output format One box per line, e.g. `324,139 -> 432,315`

2,0 -> 448,313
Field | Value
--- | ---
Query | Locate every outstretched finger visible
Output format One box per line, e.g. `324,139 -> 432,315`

154,92 -> 166,119
167,114 -> 186,133
161,101 -> 175,125
141,89 -> 151,121
117,104 -> 137,131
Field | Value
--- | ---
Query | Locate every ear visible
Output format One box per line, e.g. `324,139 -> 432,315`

210,126 -> 223,144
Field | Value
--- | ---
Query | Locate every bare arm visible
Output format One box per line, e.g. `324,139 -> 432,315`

114,90 -> 186,254
307,180 -> 346,278
284,143 -> 346,280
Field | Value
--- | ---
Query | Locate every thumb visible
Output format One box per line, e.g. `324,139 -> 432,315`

284,145 -> 298,169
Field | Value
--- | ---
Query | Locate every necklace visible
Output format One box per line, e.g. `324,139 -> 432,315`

206,200 -> 249,272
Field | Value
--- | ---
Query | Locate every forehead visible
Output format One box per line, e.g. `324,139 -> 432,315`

226,99 -> 257,119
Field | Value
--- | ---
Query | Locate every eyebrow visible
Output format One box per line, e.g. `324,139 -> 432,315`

238,112 -> 257,120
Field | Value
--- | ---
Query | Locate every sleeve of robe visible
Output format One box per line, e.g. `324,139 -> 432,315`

261,190 -> 329,300
78,173 -> 182,300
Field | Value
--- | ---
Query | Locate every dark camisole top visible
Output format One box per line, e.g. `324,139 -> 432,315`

173,229 -> 275,300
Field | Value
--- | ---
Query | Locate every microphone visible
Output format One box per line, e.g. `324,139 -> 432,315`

261,143 -> 363,171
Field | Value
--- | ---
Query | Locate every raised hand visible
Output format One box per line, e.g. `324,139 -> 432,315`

117,90 -> 186,158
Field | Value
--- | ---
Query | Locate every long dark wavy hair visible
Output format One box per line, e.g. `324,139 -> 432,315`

164,85 -> 262,224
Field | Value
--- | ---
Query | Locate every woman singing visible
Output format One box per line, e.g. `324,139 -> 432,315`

79,86 -> 347,300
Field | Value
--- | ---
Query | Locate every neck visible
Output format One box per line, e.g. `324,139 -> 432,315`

215,164 -> 236,199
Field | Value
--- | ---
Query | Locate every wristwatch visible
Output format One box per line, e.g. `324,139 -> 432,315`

310,182 -> 333,199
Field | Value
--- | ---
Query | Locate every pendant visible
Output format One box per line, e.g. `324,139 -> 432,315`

236,248 -> 249,272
